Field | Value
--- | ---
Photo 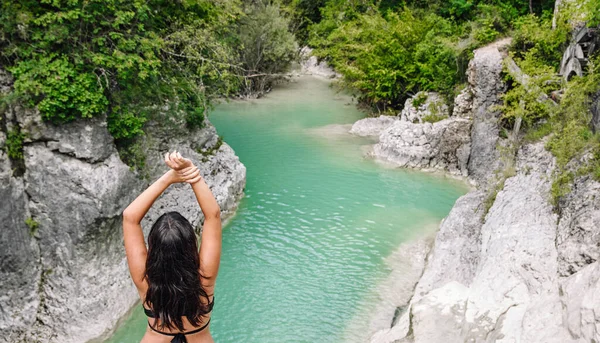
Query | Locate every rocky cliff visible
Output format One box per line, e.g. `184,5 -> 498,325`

351,40 -> 600,342
0,71 -> 246,343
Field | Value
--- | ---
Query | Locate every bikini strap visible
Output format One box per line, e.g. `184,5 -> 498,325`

147,319 -> 211,343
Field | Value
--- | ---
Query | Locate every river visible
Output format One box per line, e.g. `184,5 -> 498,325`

106,76 -> 467,342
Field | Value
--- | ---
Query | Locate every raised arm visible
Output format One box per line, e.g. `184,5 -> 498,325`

122,156 -> 199,291
165,153 -> 222,290
191,176 -> 222,287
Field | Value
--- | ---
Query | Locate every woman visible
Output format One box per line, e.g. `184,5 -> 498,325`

123,151 -> 222,343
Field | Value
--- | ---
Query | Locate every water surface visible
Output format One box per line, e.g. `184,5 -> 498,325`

106,76 -> 467,342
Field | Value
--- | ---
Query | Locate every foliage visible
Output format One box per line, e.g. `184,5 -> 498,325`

422,113 -> 448,123
547,68 -> 600,168
4,128 -> 25,160
310,8 -> 460,111
0,0 -> 242,145
283,0 -> 328,44
25,217 -> 39,237
237,3 -> 298,96
498,13 -> 569,132
585,0 -> 600,27
511,14 -> 569,67
412,92 -> 428,107
546,61 -> 600,204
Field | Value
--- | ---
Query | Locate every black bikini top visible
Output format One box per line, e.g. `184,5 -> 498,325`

144,298 -> 215,343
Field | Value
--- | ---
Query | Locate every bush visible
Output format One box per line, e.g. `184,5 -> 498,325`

0,0 -> 242,144
310,8 -> 460,112
4,129 -> 25,160
237,3 -> 298,96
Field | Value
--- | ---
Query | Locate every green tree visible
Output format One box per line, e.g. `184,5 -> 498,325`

237,3 -> 297,96
0,0 -> 242,143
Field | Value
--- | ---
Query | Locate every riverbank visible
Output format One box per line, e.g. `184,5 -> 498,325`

355,38 -> 600,342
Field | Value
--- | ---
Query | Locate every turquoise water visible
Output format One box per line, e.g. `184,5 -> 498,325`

106,77 -> 467,342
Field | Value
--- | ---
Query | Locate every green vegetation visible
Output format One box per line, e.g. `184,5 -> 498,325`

5,128 -> 25,160
237,4 -> 297,96
199,136 -> 224,162
303,0 -> 555,112
2,0 -> 599,201
422,113 -> 448,123
0,0 -> 296,169
309,7 -> 460,112
412,92 -> 429,107
494,2 -> 600,206
25,217 -> 39,237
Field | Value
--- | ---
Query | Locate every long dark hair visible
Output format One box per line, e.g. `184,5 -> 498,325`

144,212 -> 211,331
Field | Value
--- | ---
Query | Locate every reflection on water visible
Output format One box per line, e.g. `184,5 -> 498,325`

106,76 -> 467,343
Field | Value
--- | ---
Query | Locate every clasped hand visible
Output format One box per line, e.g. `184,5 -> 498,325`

164,151 -> 202,184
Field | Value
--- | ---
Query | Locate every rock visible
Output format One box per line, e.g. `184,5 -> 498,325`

466,41 -> 509,185
560,262 -> 600,342
367,238 -> 432,343
413,191 -> 485,298
0,132 -> 41,341
410,282 -> 470,343
371,191 -> 484,343
0,69 -> 246,342
372,117 -> 472,176
8,103 -> 116,163
399,92 -> 449,123
23,147 -> 143,343
385,142 -> 576,343
452,87 -> 473,118
461,143 -> 569,343
299,46 -> 339,79
349,116 -> 397,137
556,176 -> 600,276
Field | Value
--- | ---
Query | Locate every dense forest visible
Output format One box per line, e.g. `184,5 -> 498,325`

2,0 -> 600,199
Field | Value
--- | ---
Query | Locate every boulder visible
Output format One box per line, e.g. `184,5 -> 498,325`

23,147 -> 143,342
299,46 -> 339,79
556,176 -> 600,276
413,191 -> 485,298
452,87 -> 473,118
399,92 -> 449,123
372,117 -> 472,176
560,262 -> 600,341
349,116 -> 397,137
410,282 -> 470,343
466,41 -> 509,185
461,143 -> 569,343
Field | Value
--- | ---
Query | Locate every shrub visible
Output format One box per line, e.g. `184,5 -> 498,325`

4,129 -> 25,160
310,8 -> 460,112
25,217 -> 39,237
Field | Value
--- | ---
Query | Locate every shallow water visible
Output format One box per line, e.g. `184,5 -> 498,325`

106,76 -> 467,343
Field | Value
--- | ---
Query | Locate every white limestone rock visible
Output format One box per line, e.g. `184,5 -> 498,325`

556,176 -> 600,276
560,262 -> 600,342
299,46 -> 339,79
372,117 -> 472,176
452,87 -> 474,118
399,92 -> 449,123
466,41 -> 510,185
349,116 -> 397,137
